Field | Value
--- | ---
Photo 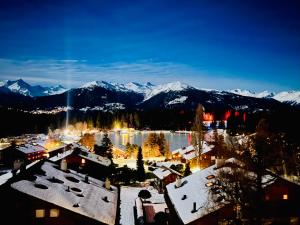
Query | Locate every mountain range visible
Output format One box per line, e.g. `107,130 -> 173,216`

0,79 -> 66,97
0,79 -> 299,112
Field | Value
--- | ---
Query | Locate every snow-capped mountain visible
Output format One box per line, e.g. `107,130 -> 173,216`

123,82 -> 155,94
228,89 -> 275,98
272,91 -> 300,105
80,80 -> 155,94
80,80 -> 193,100
0,79 -> 67,97
227,89 -> 300,105
144,81 -> 194,101
42,85 -> 67,95
0,79 -> 299,111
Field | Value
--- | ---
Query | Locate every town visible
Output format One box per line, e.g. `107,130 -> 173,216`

0,105 -> 299,225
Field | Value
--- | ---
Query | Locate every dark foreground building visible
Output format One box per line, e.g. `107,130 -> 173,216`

0,159 -> 118,225
165,158 -> 300,225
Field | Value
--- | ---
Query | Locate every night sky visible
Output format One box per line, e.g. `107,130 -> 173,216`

0,0 -> 299,91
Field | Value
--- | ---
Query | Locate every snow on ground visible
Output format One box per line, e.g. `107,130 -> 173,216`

167,96 -> 188,105
120,186 -> 165,225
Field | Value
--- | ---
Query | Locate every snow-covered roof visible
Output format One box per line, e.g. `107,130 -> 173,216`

16,144 -> 46,154
153,166 -> 182,180
166,158 -> 276,224
49,149 -> 74,162
79,152 -> 111,167
155,161 -> 182,168
0,160 -> 40,186
182,151 -> 197,161
72,143 -> 111,167
172,142 -> 214,161
153,167 -> 172,180
0,171 -> 14,186
172,145 -> 194,155
11,161 -> 118,225
167,164 -> 224,224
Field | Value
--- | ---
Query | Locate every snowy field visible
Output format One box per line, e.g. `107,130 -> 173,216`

119,186 -> 165,225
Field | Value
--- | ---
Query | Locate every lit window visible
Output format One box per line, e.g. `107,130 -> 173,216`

81,158 -> 86,164
35,209 -> 45,218
205,182 -> 214,187
211,156 -> 216,160
50,209 -> 59,217
206,175 -> 215,180
283,194 -> 288,200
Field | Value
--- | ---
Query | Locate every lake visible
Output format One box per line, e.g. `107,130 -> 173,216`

95,131 -> 193,151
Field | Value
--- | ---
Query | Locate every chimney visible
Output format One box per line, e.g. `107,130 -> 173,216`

191,202 -> 197,213
85,175 -> 89,183
13,159 -> 22,170
105,177 -> 111,190
175,177 -> 182,188
60,159 -> 67,171
216,158 -> 225,168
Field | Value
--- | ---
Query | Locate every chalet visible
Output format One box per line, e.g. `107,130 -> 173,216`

49,143 -> 112,179
15,143 -> 48,161
152,166 -> 182,193
172,142 -> 215,169
0,159 -> 118,225
165,159 -> 300,225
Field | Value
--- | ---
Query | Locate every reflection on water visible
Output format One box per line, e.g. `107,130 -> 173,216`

95,131 -> 192,151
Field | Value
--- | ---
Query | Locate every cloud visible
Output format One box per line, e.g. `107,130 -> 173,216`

0,58 -> 293,92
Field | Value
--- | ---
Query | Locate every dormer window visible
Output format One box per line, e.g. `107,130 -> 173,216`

206,175 -> 215,180
205,182 -> 214,187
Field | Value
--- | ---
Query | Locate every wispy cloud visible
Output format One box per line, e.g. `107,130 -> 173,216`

0,58 -> 293,92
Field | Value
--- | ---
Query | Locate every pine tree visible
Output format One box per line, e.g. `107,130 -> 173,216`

212,129 -> 228,159
184,162 -> 192,177
136,146 -> 145,181
96,132 -> 113,160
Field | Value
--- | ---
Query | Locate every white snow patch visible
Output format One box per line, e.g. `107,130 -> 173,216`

168,96 -> 188,105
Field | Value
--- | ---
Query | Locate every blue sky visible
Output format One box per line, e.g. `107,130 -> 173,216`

0,0 -> 299,91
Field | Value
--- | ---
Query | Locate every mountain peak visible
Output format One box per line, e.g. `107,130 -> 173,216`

143,81 -> 193,101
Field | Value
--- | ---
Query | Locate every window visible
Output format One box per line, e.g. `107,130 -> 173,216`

206,175 -> 215,180
211,156 -> 216,160
205,182 -> 214,187
283,194 -> 288,200
35,209 -> 45,218
50,209 -> 60,217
